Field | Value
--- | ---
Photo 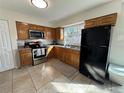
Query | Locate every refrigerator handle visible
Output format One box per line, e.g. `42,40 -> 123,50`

100,46 -> 107,48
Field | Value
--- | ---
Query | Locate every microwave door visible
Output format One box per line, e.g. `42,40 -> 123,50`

29,30 -> 44,39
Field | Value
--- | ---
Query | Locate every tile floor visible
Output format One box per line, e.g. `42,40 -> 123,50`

0,58 -> 123,93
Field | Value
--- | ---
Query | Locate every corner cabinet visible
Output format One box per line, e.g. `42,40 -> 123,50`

44,27 -> 56,40
85,13 -> 117,28
55,27 -> 64,41
16,21 -> 29,40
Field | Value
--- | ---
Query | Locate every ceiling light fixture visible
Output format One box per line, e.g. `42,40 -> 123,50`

31,0 -> 48,8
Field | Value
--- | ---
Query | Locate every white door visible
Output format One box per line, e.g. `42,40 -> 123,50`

0,20 -> 14,72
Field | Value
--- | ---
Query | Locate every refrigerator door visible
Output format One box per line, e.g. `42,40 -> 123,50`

81,25 -> 111,46
80,25 -> 111,83
84,46 -> 108,71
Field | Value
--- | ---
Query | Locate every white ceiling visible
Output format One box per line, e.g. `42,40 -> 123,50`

0,0 -> 112,23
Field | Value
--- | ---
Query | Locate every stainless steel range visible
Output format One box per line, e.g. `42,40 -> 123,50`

25,41 -> 47,65
32,47 -> 47,65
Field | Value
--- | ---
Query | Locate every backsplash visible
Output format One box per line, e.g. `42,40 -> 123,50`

57,40 -> 64,45
17,39 -> 53,47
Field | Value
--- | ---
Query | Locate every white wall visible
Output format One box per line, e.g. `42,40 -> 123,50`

109,2 -> 124,66
0,8 -> 53,68
54,0 -> 121,27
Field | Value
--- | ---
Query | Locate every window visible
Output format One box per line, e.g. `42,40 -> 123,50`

64,23 -> 84,46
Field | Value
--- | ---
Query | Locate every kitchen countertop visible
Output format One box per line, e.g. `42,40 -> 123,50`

18,46 -> 31,51
18,44 -> 80,51
48,45 -> 80,51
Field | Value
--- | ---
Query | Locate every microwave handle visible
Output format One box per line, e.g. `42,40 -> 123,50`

42,33 -> 44,38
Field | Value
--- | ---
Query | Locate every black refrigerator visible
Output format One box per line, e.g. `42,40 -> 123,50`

79,25 -> 111,83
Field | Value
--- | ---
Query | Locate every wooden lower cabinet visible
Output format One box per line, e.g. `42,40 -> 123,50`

47,46 -> 55,58
54,47 -> 80,69
19,49 -> 32,66
71,51 -> 80,68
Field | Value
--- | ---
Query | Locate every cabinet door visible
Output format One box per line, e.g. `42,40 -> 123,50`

54,47 -> 64,61
16,22 -> 29,40
99,13 -> 117,26
85,13 -> 117,28
85,19 -> 97,28
29,24 -> 44,31
54,47 -> 59,59
47,46 -> 55,58
56,28 -> 64,40
20,53 -> 32,66
64,49 -> 71,65
44,27 -> 55,40
58,47 -> 63,61
71,51 -> 80,69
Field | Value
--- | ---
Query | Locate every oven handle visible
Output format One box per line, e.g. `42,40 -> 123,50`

33,56 -> 47,61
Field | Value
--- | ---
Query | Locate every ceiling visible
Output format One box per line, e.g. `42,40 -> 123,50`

0,0 -> 112,23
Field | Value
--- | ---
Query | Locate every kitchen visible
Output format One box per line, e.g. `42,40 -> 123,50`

17,21 -> 81,68
0,0 -> 124,93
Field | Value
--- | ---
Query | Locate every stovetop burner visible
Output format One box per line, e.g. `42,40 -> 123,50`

24,41 -> 47,49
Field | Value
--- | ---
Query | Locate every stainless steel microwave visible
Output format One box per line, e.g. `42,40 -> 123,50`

29,30 -> 44,39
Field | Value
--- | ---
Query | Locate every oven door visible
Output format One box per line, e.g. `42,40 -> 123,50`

32,48 -> 46,60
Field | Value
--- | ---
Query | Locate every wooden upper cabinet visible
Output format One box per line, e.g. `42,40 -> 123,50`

16,21 -> 29,40
29,24 -> 44,31
55,27 -> 64,40
85,13 -> 117,28
16,21 -> 55,40
85,18 -> 98,28
44,27 -> 56,40
99,13 -> 117,26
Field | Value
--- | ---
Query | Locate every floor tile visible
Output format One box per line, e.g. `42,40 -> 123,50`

28,65 -> 50,90
0,70 -> 12,84
13,67 -> 28,79
38,83 -> 58,93
71,73 -> 92,92
89,80 -> 112,93
51,80 -> 87,93
72,73 -> 91,84
0,81 -> 12,93
68,71 -> 80,80
1,59 -> 123,93
53,74 -> 72,83
52,60 -> 78,78
87,85 -> 111,93
13,74 -> 37,93
112,83 -> 124,93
